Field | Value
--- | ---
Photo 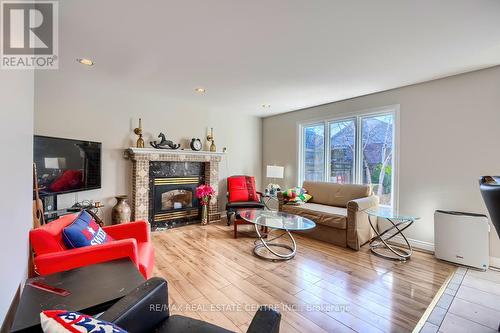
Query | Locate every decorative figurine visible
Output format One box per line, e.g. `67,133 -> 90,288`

133,118 -> 145,148
150,133 -> 181,149
190,138 -> 202,151
206,127 -> 216,152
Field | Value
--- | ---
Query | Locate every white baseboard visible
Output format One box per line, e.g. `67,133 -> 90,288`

489,256 -> 500,269
389,235 -> 435,252
389,237 -> 500,269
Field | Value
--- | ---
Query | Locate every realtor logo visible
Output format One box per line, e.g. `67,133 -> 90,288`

1,0 -> 58,69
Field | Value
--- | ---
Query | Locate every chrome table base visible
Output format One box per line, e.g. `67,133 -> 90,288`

368,215 -> 414,261
253,224 -> 297,261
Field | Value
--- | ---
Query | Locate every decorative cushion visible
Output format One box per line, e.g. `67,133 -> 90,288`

62,211 -> 113,249
227,176 -> 259,203
282,187 -> 312,204
40,310 -> 127,333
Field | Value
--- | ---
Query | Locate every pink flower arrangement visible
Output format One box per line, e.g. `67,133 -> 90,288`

195,184 -> 215,206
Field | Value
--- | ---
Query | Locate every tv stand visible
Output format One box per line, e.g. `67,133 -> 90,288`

43,197 -> 104,225
44,208 -> 74,222
42,195 -> 59,222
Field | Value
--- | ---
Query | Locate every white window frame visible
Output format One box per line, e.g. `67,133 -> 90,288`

297,105 -> 400,211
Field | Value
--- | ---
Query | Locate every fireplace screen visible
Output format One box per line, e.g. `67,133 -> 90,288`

152,177 -> 201,224
161,189 -> 193,210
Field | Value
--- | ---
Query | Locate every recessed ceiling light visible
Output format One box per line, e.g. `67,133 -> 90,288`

77,58 -> 94,66
195,88 -> 206,93
262,104 -> 271,108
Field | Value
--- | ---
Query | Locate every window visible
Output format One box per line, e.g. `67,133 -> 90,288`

361,114 -> 394,206
329,119 -> 355,184
302,124 -> 325,182
299,107 -> 397,208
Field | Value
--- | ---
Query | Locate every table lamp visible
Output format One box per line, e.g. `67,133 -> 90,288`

266,165 -> 284,195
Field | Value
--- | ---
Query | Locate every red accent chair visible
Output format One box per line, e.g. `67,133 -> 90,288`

226,175 -> 266,238
29,214 -> 154,279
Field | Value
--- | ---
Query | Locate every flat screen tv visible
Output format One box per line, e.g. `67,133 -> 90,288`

34,135 -> 102,196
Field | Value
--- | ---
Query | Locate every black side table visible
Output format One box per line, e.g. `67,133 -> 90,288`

10,259 -> 145,333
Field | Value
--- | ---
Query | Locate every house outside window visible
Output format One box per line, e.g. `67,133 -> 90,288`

299,106 -> 398,209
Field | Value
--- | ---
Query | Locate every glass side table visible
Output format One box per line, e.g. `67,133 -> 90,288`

364,207 -> 419,261
261,193 -> 278,211
238,209 -> 316,261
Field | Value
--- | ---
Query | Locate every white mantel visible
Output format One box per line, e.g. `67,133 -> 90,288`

126,147 -> 225,158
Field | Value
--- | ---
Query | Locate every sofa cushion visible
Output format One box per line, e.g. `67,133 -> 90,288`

303,181 -> 371,207
62,211 -> 113,249
282,202 -> 347,229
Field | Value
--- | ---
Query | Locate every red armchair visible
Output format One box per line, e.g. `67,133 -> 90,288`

29,214 -> 154,279
226,175 -> 265,238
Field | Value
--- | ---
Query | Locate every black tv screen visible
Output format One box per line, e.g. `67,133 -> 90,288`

34,135 -> 102,196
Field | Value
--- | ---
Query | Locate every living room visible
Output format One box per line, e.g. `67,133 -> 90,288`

2,1 -> 500,333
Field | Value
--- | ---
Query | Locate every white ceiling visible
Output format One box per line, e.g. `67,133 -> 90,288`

58,0 -> 500,117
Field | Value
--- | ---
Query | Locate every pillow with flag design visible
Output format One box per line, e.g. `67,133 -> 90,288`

62,211 -> 113,249
40,310 -> 127,333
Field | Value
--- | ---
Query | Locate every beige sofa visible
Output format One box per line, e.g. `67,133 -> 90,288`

277,181 -> 379,250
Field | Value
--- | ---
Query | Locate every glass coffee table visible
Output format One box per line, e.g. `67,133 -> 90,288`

238,209 -> 316,261
365,207 -> 419,261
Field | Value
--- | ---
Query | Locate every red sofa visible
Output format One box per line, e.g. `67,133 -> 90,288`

29,214 -> 154,279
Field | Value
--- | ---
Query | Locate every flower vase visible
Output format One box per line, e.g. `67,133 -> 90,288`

201,205 -> 209,225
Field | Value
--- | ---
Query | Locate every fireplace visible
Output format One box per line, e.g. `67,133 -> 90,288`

148,161 -> 206,230
151,177 -> 201,225
126,148 -> 223,231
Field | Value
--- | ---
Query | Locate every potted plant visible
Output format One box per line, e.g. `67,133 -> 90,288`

195,184 -> 216,225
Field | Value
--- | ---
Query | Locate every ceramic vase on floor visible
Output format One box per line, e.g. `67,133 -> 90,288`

201,205 -> 208,225
112,195 -> 131,224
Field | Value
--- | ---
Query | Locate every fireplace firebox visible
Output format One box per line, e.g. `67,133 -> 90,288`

148,161 -> 205,230
152,177 -> 201,224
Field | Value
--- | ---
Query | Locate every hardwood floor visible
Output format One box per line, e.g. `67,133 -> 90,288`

152,223 -> 455,333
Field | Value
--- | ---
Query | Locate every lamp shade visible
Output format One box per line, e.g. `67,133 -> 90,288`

266,165 -> 284,179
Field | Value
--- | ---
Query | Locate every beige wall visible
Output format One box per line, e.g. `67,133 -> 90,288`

0,70 -> 34,326
263,66 -> 500,256
34,70 -> 262,223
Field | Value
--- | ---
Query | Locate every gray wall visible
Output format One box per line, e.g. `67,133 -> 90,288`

0,71 -> 34,325
263,66 -> 500,257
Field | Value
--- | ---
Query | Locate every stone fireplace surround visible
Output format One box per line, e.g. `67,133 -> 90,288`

125,148 -> 224,229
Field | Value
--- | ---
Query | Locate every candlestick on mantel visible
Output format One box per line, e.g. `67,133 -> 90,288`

206,127 -> 216,152
133,118 -> 145,148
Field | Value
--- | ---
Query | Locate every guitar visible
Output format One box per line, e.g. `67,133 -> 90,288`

32,163 -> 44,228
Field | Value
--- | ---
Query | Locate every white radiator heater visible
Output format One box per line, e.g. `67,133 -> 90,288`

434,210 -> 490,270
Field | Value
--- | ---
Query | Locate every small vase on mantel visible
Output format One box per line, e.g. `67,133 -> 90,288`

112,195 -> 131,224
201,205 -> 209,225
